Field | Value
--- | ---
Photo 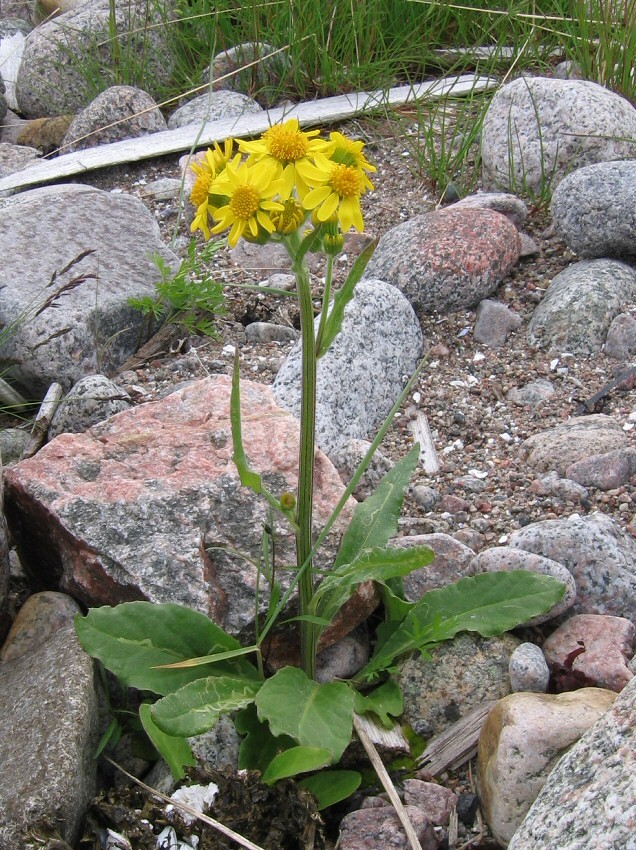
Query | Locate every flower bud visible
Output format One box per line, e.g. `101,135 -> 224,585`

322,231 -> 345,255
279,491 -> 296,511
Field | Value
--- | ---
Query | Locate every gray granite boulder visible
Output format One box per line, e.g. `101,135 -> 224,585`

526,259 -> 636,355
508,676 -> 636,850
450,191 -> 528,229
398,632 -> 521,740
48,374 -> 132,439
551,160 -> 636,258
0,183 -> 178,397
209,41 -> 289,97
0,139 -> 39,177
15,0 -> 175,117
481,77 -> 636,194
0,592 -> 98,848
0,19 -> 28,112
362,207 -> 520,316
508,512 -> 636,624
273,278 -> 422,455
62,85 -> 167,151
168,89 -> 262,129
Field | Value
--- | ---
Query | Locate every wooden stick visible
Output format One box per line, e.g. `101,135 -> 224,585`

352,714 -> 424,850
20,381 -> 63,459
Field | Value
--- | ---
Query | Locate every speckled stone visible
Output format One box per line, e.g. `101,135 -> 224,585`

48,375 -> 132,439
273,278 -> 422,455
391,533 -> 476,601
398,632 -> 521,739
508,678 -> 635,850
551,160 -> 636,258
362,207 -> 520,317
605,312 -> 636,359
479,688 -> 617,847
565,447 -> 636,491
450,192 -> 528,228
508,513 -> 636,624
62,85 -> 167,152
0,602 -> 98,847
338,804 -> 438,850
470,546 -> 576,625
330,438 -> 395,502
402,779 -> 457,826
481,77 -> 636,194
506,378 -> 555,407
520,414 -> 627,476
542,614 -> 634,693
509,642 -> 550,692
167,90 -> 262,129
526,259 -> 636,355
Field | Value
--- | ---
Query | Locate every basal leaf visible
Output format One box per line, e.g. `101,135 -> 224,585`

298,771 -> 362,810
255,667 -> 355,761
334,443 -> 420,570
138,703 -> 196,781
151,675 -> 262,738
235,704 -> 297,772
75,602 -> 259,695
261,746 -> 332,785
353,679 -> 403,728
360,571 -> 566,680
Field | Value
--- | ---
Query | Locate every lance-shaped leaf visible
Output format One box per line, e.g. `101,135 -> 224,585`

138,703 -> 196,780
316,238 -> 377,358
75,602 -> 259,695
151,675 -> 263,738
359,571 -> 566,681
334,443 -> 420,570
255,667 -> 355,761
312,545 -> 433,627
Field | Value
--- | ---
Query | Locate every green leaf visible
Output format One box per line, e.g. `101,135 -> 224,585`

74,602 -> 259,695
298,770 -> 362,810
353,679 -> 403,728
235,704 -> 296,772
312,545 -> 433,627
138,703 -> 196,781
261,746 -> 332,784
230,351 -> 263,493
334,443 -> 420,570
359,571 -> 566,680
151,675 -> 262,737
255,667 -> 355,761
316,238 -> 377,358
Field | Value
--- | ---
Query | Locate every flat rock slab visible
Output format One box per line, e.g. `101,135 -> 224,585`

0,183 -> 178,396
4,376 -> 354,637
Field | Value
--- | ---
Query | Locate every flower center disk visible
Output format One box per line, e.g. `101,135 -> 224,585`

264,125 -> 310,162
230,185 -> 260,220
330,164 -> 363,197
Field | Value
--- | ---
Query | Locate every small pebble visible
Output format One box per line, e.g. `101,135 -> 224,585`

509,642 -> 550,693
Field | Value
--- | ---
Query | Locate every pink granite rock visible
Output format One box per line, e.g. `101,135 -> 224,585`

402,779 -> 457,826
338,805 -> 439,850
543,613 -> 635,693
4,376 -> 361,646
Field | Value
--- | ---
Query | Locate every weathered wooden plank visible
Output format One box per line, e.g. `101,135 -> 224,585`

0,74 -> 496,193
418,701 -> 495,776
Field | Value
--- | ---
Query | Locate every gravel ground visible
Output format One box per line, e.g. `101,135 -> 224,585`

73,113 -> 636,550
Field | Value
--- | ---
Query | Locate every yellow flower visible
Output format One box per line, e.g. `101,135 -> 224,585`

209,160 -> 285,248
238,119 -> 331,199
328,130 -> 376,181
303,162 -> 369,232
189,140 -> 235,239
270,198 -> 307,235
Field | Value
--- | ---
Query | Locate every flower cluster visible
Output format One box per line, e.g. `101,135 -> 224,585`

188,120 -> 375,248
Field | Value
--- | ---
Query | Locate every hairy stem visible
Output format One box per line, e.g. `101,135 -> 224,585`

287,231 -> 318,679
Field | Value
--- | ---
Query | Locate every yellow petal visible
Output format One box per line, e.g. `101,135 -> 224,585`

303,185 -> 331,210
318,191 -> 339,222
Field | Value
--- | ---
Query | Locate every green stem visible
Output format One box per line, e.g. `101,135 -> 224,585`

315,254 -> 334,354
286,231 -> 318,679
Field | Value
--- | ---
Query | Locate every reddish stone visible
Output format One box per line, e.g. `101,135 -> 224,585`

4,377 -> 359,649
